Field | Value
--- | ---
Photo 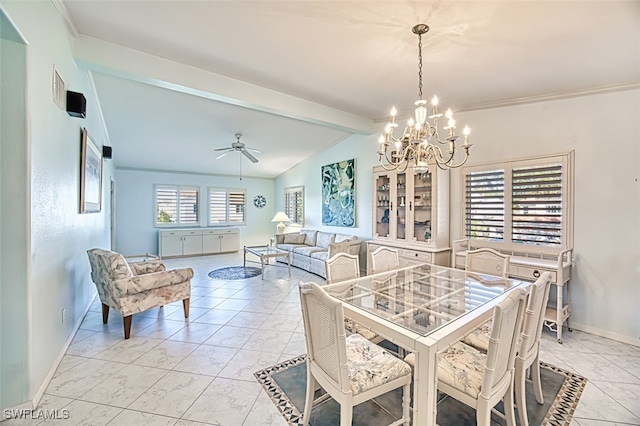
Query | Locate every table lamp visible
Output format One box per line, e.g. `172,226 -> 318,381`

271,211 -> 290,234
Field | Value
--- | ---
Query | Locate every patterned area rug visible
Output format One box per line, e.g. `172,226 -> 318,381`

208,266 -> 262,280
254,354 -> 587,426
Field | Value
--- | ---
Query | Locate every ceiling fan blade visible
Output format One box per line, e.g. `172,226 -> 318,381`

216,151 -> 233,160
246,147 -> 263,154
241,149 -> 258,163
214,147 -> 233,152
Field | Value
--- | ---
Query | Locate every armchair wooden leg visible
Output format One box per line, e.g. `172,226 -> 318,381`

123,315 -> 132,339
183,298 -> 190,318
102,303 -> 109,324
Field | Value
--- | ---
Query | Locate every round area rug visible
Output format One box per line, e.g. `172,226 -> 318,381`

208,266 -> 262,280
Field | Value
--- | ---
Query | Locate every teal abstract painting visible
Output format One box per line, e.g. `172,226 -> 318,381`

322,159 -> 355,227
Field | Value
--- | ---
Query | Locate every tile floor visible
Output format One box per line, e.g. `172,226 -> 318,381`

5,253 -> 639,425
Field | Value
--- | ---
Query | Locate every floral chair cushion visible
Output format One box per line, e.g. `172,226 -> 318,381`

462,320 -> 492,353
345,334 -> 411,395
437,341 -> 487,398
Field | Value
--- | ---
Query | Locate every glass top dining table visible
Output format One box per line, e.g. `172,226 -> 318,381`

322,262 -> 529,425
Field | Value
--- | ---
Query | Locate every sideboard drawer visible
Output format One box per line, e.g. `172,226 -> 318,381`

399,249 -> 432,263
514,265 -> 557,283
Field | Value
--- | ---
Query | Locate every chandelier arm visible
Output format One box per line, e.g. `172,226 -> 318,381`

433,148 -> 471,170
378,23 -> 472,172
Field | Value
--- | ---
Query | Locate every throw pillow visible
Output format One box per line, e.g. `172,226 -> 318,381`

300,229 -> 318,246
334,234 -> 357,243
283,233 -> 305,244
328,241 -> 351,257
316,232 -> 335,249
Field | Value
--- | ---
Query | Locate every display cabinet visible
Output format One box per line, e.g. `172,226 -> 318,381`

371,165 -> 450,268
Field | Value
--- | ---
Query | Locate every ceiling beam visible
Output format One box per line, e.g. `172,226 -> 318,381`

72,36 -> 376,135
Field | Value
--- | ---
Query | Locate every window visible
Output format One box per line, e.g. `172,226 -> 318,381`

463,152 -> 573,250
155,185 -> 199,226
208,188 -> 246,225
284,186 -> 304,226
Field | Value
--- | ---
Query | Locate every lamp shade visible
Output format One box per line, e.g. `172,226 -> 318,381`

271,212 -> 290,235
271,212 -> 290,223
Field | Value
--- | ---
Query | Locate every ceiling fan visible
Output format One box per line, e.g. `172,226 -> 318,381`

214,133 -> 262,163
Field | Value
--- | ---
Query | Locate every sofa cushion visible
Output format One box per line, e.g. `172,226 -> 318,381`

316,232 -> 335,249
283,232 -> 306,244
277,243 -> 303,252
293,246 -> 326,257
335,233 -> 357,243
300,229 -> 318,246
310,251 -> 329,261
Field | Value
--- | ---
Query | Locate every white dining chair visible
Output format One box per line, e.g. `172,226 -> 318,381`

370,246 -> 400,273
465,247 -> 510,278
462,248 -> 511,351
325,253 -> 381,343
325,252 -> 360,284
298,281 -> 412,426
515,272 -> 552,426
405,287 -> 527,426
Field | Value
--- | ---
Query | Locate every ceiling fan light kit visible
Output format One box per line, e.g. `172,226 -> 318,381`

377,24 -> 473,173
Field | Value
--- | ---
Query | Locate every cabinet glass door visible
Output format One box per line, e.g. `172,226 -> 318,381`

396,172 -> 407,241
412,171 -> 432,242
374,172 -> 391,238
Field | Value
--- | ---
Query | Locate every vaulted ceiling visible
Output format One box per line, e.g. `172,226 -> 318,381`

61,0 -> 640,178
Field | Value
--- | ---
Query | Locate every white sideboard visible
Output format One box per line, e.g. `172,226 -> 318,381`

366,241 -> 450,275
452,238 -> 574,344
159,228 -> 239,258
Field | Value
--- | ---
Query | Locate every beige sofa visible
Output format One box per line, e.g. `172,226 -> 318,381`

274,229 -> 361,278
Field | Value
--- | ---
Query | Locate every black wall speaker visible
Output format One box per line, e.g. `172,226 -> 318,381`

102,146 -> 113,159
66,91 -> 86,118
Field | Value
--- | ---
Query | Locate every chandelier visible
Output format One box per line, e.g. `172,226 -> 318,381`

378,24 -> 472,173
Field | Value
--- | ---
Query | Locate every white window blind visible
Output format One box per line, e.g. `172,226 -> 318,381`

229,191 -> 246,224
208,188 -> 246,226
465,169 -> 505,242
284,186 -> 304,226
512,164 -> 563,246
462,153 -> 573,250
155,185 -> 199,226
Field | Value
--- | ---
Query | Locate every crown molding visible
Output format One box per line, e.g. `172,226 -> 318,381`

373,82 -> 640,122
463,82 -> 640,112
50,0 -> 79,38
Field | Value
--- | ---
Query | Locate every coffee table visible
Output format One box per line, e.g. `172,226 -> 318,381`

243,245 -> 291,280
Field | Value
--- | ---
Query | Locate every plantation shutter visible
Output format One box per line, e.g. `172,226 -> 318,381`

209,190 -> 227,224
464,170 -> 505,241
285,186 -> 304,226
156,186 -> 178,223
178,188 -> 199,224
228,191 -> 246,224
512,164 -> 563,246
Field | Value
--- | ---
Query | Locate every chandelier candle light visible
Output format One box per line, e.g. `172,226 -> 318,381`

378,24 -> 472,173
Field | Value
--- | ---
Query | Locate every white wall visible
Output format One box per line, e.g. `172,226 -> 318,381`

0,11 -> 29,409
275,89 -> 640,344
0,0 -> 113,408
274,134 -> 379,239
451,90 -> 640,343
115,169 -> 275,255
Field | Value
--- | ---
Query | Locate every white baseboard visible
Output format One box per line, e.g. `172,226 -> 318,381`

30,292 -> 97,409
570,322 -> 640,347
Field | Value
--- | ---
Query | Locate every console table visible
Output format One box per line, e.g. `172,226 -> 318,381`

453,239 -> 574,343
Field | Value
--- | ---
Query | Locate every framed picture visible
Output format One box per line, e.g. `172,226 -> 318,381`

80,127 -> 102,213
321,159 -> 355,227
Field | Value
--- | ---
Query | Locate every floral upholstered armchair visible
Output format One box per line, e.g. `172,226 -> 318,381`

87,248 -> 193,339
